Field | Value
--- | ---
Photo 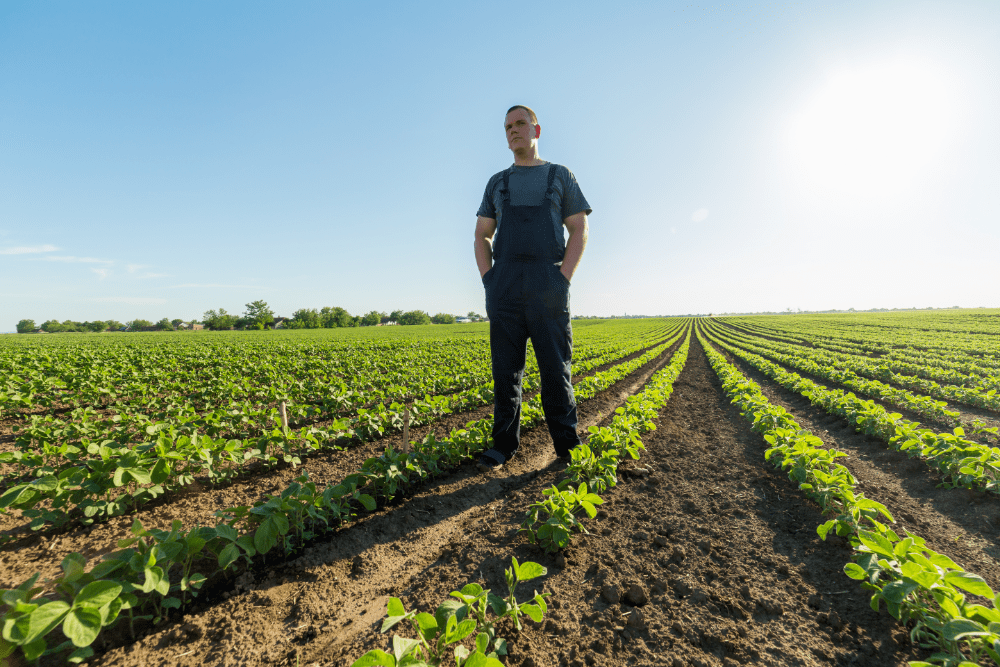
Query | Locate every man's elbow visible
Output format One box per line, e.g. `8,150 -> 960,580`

565,213 -> 588,237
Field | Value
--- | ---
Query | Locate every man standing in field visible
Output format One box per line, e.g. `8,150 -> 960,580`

473,105 -> 591,472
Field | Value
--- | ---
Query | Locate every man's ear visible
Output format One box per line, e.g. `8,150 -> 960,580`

534,124 -> 541,139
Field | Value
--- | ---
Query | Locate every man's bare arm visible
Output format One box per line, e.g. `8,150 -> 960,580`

560,212 -> 588,282
474,216 -> 497,278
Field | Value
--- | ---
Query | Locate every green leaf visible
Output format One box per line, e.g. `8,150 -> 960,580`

929,553 -> 961,570
215,523 -> 238,542
464,653 -> 489,667
62,606 -> 103,647
475,631 -> 489,654
387,597 -> 405,617
942,618 -> 989,642
350,649 -> 395,667
858,530 -> 896,560
521,603 -> 543,623
434,599 -> 464,630
843,563 -> 866,581
448,618 -> 477,643
392,635 -> 421,662
516,561 -> 546,582
22,637 -> 46,662
150,458 -> 170,485
944,572 -> 995,598
218,542 -> 240,570
67,646 -> 95,664
358,494 -> 377,511
18,600 -> 70,644
254,520 -> 278,554
61,553 -> 88,583
73,581 -> 122,609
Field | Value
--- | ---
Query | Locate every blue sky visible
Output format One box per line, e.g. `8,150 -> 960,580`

2,1 -> 998,327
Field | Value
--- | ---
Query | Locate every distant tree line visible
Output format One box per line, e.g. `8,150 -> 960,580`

16,301 -> 477,334
17,318 -> 193,333
201,301 -> 461,330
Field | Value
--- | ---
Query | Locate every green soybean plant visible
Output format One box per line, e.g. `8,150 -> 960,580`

350,557 -> 549,667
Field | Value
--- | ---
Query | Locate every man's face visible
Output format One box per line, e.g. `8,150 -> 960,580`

505,109 -> 539,152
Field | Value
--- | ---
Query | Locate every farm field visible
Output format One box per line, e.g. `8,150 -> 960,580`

1,311 -> 999,667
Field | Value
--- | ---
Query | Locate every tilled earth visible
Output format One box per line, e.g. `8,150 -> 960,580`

15,336 -> 1000,666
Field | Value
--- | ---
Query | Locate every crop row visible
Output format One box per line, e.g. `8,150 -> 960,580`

0,327 -> 689,538
700,326 -> 1000,496
707,325 -> 967,425
0,324 -> 688,663
716,322 -> 1000,405
0,325 -> 665,420
698,325 -> 1000,667
724,313 -> 1000,362
0,321 -> 676,421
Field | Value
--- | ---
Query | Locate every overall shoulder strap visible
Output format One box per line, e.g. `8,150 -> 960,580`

544,163 -> 559,198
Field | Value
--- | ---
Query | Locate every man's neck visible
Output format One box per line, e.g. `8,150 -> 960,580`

512,148 -> 545,167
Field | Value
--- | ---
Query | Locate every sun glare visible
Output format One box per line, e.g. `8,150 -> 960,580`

786,60 -> 956,198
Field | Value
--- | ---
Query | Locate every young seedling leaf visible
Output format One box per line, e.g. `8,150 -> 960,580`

350,649 -> 395,667
516,561 -> 546,582
62,606 -> 104,647
386,597 -> 405,617
944,572 -> 995,598
941,618 -> 989,642
392,635 -> 421,662
73,581 -> 122,609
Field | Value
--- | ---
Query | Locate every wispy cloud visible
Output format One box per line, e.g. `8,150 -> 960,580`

86,297 -> 167,305
35,255 -> 114,264
91,268 -> 109,280
0,244 -> 59,255
137,273 -> 170,280
169,283 -> 263,289
691,208 -> 709,222
127,264 -> 149,273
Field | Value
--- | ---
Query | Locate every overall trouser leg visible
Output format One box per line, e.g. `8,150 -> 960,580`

485,266 -> 528,461
525,263 -> 579,456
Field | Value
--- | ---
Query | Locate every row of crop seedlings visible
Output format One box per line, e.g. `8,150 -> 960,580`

699,325 -> 1000,496
697,324 -> 1000,667
0,321 -> 674,419
715,324 -> 1000,413
709,328 -> 983,428
0,338 -> 494,416
724,317 -> 1000,380
0,327 -> 688,539
0,326 -> 687,663
0,322 -> 662,435
706,324 -> 969,429
349,326 -> 695,667
744,317 -> 1000,363
8,323 -> 667,459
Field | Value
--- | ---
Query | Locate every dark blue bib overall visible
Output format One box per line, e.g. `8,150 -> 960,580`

482,165 -> 579,463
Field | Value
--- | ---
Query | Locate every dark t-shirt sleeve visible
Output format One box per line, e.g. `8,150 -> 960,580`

477,174 -> 499,219
560,167 -> 592,218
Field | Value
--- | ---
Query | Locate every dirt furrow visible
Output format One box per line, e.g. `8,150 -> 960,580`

714,340 -> 1000,585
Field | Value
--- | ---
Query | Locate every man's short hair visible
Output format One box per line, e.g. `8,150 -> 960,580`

506,105 -> 538,125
